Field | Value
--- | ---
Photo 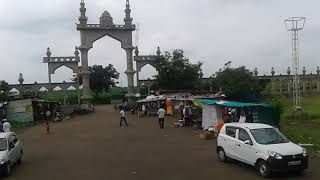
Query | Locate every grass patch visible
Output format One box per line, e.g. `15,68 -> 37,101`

37,88 -> 127,105
279,95 -> 320,153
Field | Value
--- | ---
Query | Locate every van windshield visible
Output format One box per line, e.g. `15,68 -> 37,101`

0,138 -> 7,151
250,128 -> 289,145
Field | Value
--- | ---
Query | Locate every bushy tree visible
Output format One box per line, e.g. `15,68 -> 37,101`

0,80 -> 9,102
89,65 -> 120,94
155,49 -> 203,90
213,62 -> 259,100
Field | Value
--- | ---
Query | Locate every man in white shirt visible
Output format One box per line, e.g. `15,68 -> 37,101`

2,119 -> 11,132
157,106 -> 166,129
142,104 -> 146,116
183,104 -> 192,126
120,106 -> 128,127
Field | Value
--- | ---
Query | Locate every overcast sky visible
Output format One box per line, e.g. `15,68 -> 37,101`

0,0 -> 319,86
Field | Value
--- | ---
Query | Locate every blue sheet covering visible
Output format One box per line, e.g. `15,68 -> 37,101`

196,99 -> 272,108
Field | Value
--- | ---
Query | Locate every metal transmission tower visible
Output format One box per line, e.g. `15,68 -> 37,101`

135,23 -> 140,48
284,17 -> 306,113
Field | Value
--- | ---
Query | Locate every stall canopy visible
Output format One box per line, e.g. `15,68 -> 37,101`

194,99 -> 275,130
195,99 -> 272,109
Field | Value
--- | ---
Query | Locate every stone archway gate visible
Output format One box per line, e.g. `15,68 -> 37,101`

77,0 -> 136,105
134,46 -> 163,92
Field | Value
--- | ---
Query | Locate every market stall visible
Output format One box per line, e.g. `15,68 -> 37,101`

194,99 -> 274,130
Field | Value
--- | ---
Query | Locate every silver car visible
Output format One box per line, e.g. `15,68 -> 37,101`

0,132 -> 23,177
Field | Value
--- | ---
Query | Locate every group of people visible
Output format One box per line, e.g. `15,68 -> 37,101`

179,102 -> 192,126
119,105 -> 167,129
0,119 -> 11,132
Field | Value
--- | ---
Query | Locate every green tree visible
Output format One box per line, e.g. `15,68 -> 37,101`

155,49 -> 203,90
89,64 -> 120,94
0,80 -> 9,101
213,63 -> 259,100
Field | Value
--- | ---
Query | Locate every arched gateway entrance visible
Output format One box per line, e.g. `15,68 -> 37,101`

77,0 -> 136,105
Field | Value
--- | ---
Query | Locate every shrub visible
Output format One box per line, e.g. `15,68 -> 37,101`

92,92 -> 112,104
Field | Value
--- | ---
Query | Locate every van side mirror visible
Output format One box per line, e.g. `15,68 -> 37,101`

244,140 -> 253,145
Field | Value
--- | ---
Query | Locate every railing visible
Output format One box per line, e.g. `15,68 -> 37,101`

135,56 -> 158,61
48,57 -> 80,63
78,24 -> 134,30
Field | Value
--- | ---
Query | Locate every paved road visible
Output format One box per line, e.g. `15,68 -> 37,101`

6,106 -> 320,180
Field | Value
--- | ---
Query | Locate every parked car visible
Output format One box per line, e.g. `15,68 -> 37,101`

0,132 -> 23,177
216,123 -> 308,177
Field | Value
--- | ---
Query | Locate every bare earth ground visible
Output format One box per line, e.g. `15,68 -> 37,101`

6,105 -> 320,180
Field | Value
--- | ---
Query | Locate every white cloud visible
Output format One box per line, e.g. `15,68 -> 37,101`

0,0 -> 319,86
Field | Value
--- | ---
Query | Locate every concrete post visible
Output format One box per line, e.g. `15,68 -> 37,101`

77,73 -> 81,105
288,82 -> 291,94
148,87 -> 151,96
303,82 -> 306,94
309,80 -> 312,94
136,70 -> 140,93
79,47 -> 92,103
124,47 -> 136,105
48,73 -> 52,92
63,89 -> 67,105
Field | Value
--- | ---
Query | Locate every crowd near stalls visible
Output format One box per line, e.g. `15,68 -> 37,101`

136,94 -> 276,133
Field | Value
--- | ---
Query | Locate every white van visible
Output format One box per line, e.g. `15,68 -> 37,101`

216,123 -> 308,177
0,132 -> 23,177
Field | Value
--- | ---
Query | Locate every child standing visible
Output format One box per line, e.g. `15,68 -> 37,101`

44,122 -> 50,134
120,107 -> 128,127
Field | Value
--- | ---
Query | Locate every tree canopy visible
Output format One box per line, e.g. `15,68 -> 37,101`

155,49 -> 203,90
213,62 -> 259,100
0,80 -> 9,102
89,64 -> 120,94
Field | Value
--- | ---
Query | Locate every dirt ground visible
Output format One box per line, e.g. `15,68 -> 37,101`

6,105 -> 320,180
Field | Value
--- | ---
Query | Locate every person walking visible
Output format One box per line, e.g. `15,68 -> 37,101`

120,107 -> 128,127
157,106 -> 166,129
183,103 -> 191,126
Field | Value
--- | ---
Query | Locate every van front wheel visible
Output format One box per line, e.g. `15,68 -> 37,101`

257,160 -> 271,178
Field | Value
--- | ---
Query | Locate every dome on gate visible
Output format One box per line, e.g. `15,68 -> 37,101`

100,11 -> 114,27
102,11 -> 111,17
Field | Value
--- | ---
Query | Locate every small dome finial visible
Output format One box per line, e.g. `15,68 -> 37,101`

271,67 -> 275,76
302,66 -> 306,75
74,46 -> 79,57
156,46 -> 161,56
46,47 -> 51,57
134,46 -> 139,56
254,67 -> 258,77
287,67 -> 291,76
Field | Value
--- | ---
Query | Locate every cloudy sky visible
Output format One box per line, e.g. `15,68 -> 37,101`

0,0 -> 319,86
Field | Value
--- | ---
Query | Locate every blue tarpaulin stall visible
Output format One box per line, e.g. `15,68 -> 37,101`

194,99 -> 275,130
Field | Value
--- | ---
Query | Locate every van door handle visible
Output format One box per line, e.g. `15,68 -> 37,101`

237,144 -> 241,147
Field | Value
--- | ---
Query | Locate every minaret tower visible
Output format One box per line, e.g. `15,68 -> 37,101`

124,0 -> 133,26
79,0 -> 88,26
